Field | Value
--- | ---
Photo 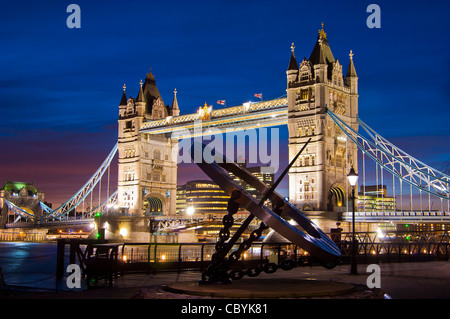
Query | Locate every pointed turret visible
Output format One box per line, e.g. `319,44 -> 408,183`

171,88 -> 180,117
309,23 -> 335,66
287,42 -> 298,71
346,50 -> 358,95
120,84 -> 127,105
346,50 -> 358,79
287,43 -> 299,87
143,68 -> 163,112
140,68 -> 171,119
136,79 -> 145,102
135,79 -> 146,117
309,23 -> 335,82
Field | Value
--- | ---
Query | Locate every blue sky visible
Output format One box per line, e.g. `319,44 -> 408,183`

0,0 -> 449,206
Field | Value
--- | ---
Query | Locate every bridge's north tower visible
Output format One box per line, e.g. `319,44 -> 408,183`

286,25 -> 359,222
117,70 -> 179,216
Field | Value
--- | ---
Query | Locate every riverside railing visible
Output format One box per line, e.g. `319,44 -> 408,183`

117,241 -> 449,268
56,231 -> 450,281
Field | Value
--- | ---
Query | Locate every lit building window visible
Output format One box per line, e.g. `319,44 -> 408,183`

301,89 -> 309,100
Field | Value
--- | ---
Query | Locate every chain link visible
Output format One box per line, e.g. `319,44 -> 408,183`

201,190 -> 241,282
200,191 -> 317,283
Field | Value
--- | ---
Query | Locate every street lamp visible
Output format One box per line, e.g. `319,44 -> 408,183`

347,166 -> 358,275
186,206 -> 194,222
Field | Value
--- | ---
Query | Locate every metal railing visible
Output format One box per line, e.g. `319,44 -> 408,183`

57,231 -> 450,282
113,240 -> 449,273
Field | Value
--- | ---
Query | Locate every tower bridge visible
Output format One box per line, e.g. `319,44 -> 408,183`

1,25 -> 449,240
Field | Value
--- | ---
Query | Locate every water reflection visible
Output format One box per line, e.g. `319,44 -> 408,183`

0,242 -> 59,289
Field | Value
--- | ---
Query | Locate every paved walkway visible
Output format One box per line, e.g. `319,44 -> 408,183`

2,261 -> 450,299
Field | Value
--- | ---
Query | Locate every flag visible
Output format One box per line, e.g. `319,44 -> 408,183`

217,100 -> 226,105
254,93 -> 262,100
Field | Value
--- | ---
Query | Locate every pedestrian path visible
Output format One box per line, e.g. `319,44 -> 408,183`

2,261 -> 449,299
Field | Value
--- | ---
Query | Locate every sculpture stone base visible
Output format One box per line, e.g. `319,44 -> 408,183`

163,278 -> 355,298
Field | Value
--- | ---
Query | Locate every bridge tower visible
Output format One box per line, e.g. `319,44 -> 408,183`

286,24 -> 359,224
117,69 -> 179,216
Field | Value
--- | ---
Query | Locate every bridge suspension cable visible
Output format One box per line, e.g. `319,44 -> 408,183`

41,143 -> 118,221
327,108 -> 450,208
4,200 -> 37,223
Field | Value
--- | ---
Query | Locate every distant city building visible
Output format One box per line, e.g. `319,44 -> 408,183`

183,180 -> 229,216
0,180 -> 48,224
176,185 -> 187,215
228,162 -> 275,208
357,185 -> 396,212
177,163 -> 275,220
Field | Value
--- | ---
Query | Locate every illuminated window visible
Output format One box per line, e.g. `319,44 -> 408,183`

301,89 -> 309,100
124,171 -> 135,181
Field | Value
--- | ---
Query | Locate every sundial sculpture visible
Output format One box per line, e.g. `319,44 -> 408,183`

191,139 -> 341,284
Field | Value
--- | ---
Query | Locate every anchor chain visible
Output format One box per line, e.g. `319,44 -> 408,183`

226,200 -> 316,281
201,192 -> 311,283
227,254 -> 314,281
200,190 -> 241,283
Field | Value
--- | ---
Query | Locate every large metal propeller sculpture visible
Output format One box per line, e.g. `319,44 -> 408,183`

190,139 -> 341,284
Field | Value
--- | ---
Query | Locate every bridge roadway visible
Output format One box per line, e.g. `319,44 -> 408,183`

3,215 -> 252,232
5,211 -> 450,231
4,218 -> 95,229
139,98 -> 288,137
342,211 -> 450,223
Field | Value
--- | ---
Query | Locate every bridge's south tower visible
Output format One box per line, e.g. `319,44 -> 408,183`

287,25 -> 359,223
117,70 -> 179,216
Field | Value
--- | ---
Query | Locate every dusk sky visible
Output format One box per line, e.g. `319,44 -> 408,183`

0,0 -> 449,207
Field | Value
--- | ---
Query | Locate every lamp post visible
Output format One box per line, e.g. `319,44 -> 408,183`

347,166 -> 358,275
186,206 -> 194,223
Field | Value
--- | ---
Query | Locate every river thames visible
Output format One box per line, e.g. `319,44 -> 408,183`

0,242 -> 76,291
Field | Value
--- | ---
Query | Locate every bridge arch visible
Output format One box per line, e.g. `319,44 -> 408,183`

143,193 -> 165,216
327,184 -> 346,212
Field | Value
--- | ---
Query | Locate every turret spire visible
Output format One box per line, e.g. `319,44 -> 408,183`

171,88 -> 180,116
287,42 -> 298,70
346,50 -> 357,78
309,22 -> 335,66
120,83 -> 127,105
318,22 -> 327,40
136,79 -> 145,102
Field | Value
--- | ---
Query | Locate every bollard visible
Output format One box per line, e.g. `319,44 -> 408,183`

56,239 -> 66,283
